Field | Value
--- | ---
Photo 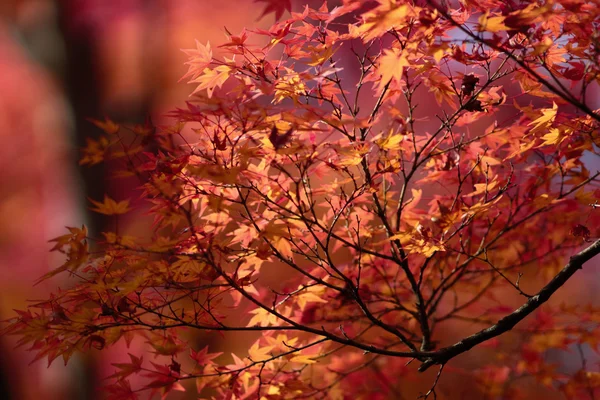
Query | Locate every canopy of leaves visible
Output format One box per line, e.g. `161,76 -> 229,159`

3,1 -> 600,399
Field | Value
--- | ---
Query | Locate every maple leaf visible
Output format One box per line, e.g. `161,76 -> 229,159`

461,73 -> 480,97
248,342 -> 274,362
109,353 -> 144,380
268,125 -> 293,150
190,346 -> 222,366
230,224 -> 255,247
49,225 -> 87,252
570,224 -> 591,241
375,131 -> 403,151
424,69 -> 456,106
189,65 -> 232,97
147,334 -> 186,357
504,3 -> 552,29
89,195 -> 131,215
528,102 -> 557,133
143,362 -> 185,397
180,40 -> 213,81
80,136 -> 110,166
273,73 -> 307,103
465,178 -> 499,198
9,3 -> 600,399
356,2 -> 412,41
378,48 -> 409,89
265,334 -> 298,351
254,0 -> 292,21
102,232 -> 137,248
37,228 -> 89,283
563,61 -> 585,81
478,12 -> 509,32
290,354 -> 317,364
540,128 -> 562,146
296,286 -> 328,310
220,29 -> 249,48
88,117 -> 120,135
105,379 -> 139,400
306,44 -> 336,66
247,307 -> 280,327
544,44 -> 567,67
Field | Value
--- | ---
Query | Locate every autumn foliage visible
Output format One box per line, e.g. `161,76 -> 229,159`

4,0 -> 600,398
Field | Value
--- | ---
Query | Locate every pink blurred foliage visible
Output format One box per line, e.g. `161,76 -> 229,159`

0,18 -> 80,400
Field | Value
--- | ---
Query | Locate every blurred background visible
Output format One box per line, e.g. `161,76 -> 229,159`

0,0 -> 283,398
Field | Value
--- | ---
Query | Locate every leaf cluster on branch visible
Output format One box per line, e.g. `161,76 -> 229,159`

3,0 -> 600,398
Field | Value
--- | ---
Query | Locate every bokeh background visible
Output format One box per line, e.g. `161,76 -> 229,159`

0,1 -> 284,398
0,1 -> 599,399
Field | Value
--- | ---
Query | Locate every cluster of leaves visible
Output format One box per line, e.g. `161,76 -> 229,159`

4,0 -> 600,398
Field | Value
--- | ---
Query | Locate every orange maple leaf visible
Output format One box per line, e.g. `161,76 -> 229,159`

528,102 -> 557,133
477,12 -> 509,32
89,195 -> 131,215
378,48 -> 409,89
180,40 -> 213,81
80,137 -> 110,166
88,117 -> 120,135
189,65 -> 232,97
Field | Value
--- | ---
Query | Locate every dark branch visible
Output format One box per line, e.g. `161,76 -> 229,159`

418,239 -> 600,371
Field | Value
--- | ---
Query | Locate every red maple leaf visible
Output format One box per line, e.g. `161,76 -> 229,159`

254,0 -> 292,21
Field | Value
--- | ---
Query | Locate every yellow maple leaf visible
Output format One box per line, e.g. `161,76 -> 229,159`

429,43 -> 450,63
248,342 -> 274,362
465,179 -> 499,198
296,291 -> 327,311
529,331 -> 569,352
389,224 -> 445,257
387,231 -> 412,244
38,233 -> 89,283
528,102 -> 557,133
171,256 -> 206,276
531,37 -> 553,57
247,307 -> 279,327
375,130 -> 403,151
49,225 -> 87,252
265,334 -> 298,350
357,3 -> 411,41
307,45 -> 335,66
478,13 -> 509,32
274,73 -> 307,103
378,48 -> 409,88
540,128 -> 562,146
273,237 -> 293,259
189,65 -> 232,97
89,195 -> 131,215
404,241 -> 444,257
336,143 -> 369,166
290,354 -> 317,364
480,154 -> 501,166
461,195 -> 503,217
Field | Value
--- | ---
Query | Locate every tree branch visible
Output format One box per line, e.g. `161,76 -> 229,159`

419,239 -> 600,371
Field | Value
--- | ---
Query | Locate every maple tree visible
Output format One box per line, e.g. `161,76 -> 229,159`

4,0 -> 600,398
